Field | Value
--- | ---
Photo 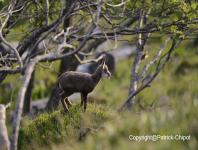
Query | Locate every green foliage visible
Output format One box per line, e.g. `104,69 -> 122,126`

25,0 -> 61,27
18,104 -> 111,150
19,111 -> 63,149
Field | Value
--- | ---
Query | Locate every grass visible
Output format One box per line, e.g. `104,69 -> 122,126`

18,103 -> 112,150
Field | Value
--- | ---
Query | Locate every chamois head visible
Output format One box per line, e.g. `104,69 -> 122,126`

98,56 -> 111,79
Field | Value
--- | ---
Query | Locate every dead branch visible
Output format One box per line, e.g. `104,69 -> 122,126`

45,0 -> 49,25
0,1 -> 23,69
119,38 -> 181,111
141,36 -> 171,78
74,53 -> 105,64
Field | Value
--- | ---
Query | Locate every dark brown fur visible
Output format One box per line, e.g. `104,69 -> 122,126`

58,61 -> 111,112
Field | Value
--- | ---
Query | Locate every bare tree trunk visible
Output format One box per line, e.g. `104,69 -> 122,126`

46,84 -> 61,111
11,61 -> 36,150
0,105 -> 10,150
22,71 -> 35,114
122,9 -> 147,110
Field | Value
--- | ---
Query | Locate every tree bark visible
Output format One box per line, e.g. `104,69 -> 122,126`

125,10 -> 146,110
0,104 -> 10,150
22,71 -> 35,114
11,61 -> 36,150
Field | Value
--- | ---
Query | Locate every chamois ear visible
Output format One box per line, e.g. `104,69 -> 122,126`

100,54 -> 106,66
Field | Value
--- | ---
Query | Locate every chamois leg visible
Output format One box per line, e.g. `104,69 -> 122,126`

81,93 -> 88,112
61,95 -> 69,112
80,93 -> 84,107
64,97 -> 72,107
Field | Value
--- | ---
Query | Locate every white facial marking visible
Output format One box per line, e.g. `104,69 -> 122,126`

102,72 -> 109,78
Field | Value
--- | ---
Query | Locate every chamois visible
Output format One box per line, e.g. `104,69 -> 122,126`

58,58 -> 111,112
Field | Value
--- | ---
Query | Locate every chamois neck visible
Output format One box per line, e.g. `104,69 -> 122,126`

91,66 -> 102,84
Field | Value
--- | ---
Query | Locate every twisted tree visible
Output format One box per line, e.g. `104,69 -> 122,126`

0,0 -> 197,150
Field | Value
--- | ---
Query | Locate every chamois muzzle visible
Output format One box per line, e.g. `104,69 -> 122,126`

107,70 -> 111,79
102,69 -> 111,79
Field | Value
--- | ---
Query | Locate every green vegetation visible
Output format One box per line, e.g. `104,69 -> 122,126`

18,104 -> 112,150
0,1 -> 197,150
9,43 -> 197,150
